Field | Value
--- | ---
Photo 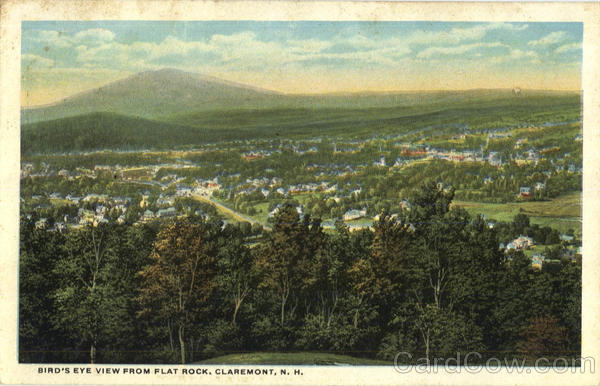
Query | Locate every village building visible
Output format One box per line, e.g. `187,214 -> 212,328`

519,186 -> 531,197
51,222 -> 67,232
488,152 -> 502,167
141,210 -> 155,222
156,207 -> 176,218
531,254 -> 544,270
560,234 -> 574,242
267,205 -> 303,219
343,209 -> 367,221
35,218 -> 48,229
506,235 -> 535,251
374,156 -> 386,167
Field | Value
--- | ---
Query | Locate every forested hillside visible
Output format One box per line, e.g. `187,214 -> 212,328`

21,112 -> 203,155
21,92 -> 580,155
19,183 -> 581,364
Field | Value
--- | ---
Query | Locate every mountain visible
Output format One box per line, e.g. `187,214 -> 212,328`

21,68 -> 581,124
21,68 -> 286,124
22,91 -> 581,155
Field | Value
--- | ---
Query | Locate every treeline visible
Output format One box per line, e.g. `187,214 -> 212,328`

19,183 -> 580,364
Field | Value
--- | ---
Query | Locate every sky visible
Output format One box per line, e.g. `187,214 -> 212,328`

21,21 -> 583,106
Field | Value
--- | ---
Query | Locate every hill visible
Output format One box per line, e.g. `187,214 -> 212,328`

20,112 -> 208,155
167,93 -> 580,133
21,90 -> 581,155
21,68 -> 581,124
21,68 -> 285,124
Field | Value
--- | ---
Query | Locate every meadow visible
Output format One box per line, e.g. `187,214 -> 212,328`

453,191 -> 581,234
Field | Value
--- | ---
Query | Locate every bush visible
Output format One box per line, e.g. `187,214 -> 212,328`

249,316 -> 291,351
198,319 -> 243,359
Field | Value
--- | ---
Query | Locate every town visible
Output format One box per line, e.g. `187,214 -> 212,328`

21,118 -> 582,271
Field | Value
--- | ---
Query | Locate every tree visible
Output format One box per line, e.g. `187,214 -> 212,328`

513,213 -> 530,235
52,224 -> 120,363
557,260 -> 582,358
19,215 -> 64,362
518,317 -> 568,359
412,303 -> 483,361
105,224 -> 157,363
403,183 -> 487,360
348,213 -> 409,328
138,221 -> 217,364
406,184 -> 459,311
255,205 -> 322,327
216,227 -> 255,326
492,251 -> 534,354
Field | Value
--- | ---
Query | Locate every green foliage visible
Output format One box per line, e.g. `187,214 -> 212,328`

21,112 -> 207,155
19,182 -> 581,364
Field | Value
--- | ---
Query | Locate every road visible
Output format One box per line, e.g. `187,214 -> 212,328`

193,194 -> 272,231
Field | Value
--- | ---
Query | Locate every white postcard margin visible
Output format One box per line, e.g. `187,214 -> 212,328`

1,1 -> 599,385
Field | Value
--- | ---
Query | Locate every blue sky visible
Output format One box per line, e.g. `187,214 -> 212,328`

21,21 -> 583,106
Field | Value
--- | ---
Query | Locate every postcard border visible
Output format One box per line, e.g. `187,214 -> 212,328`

1,1 -> 599,385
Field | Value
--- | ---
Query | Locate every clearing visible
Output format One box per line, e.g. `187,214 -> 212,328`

197,352 -> 391,365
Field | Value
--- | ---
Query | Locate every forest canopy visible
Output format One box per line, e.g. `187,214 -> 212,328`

19,182 -> 581,364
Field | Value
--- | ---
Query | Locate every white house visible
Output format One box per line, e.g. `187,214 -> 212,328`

343,209 -> 367,221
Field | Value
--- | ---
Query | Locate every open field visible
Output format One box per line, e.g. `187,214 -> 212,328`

453,191 -> 581,234
524,245 -> 551,258
194,191 -> 581,235
193,195 -> 272,230
198,352 -> 391,365
204,191 -> 581,235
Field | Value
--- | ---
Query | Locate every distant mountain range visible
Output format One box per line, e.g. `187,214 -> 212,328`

20,68 -> 580,124
20,68 -> 582,155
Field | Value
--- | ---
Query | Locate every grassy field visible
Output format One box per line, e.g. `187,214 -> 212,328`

191,195 -> 243,224
452,191 -> 581,234
209,192 -> 580,235
198,352 -> 391,365
523,244 -> 550,258
243,202 -> 270,224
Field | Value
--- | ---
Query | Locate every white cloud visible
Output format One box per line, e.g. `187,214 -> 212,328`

340,34 -> 379,49
22,53 -> 55,68
32,23 -> 551,78
555,42 -> 582,54
74,28 -> 115,43
30,28 -> 115,49
408,23 -> 527,46
32,30 -> 73,48
489,22 -> 529,31
528,31 -> 567,46
416,42 -> 506,59
287,38 -> 333,54
71,30 -> 413,72
310,45 -> 411,68
490,49 -> 540,64
75,36 -> 212,67
509,49 -> 538,59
